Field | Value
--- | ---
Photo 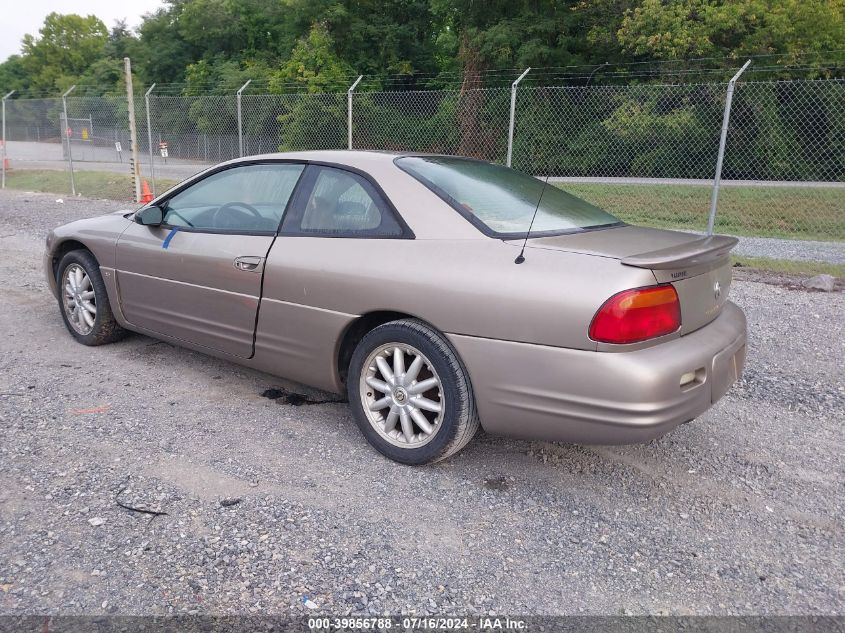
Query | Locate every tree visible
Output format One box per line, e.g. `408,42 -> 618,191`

618,0 -> 845,64
572,0 -> 637,65
430,0 -> 592,71
0,55 -> 27,94
20,13 -> 108,92
183,57 -> 273,94
270,23 -> 354,93
133,4 -> 197,85
4,0 -> 845,98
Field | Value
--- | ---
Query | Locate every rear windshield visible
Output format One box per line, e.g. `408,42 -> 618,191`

396,156 -> 621,237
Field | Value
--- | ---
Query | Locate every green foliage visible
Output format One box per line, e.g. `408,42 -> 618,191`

270,24 -> 354,93
132,5 -> 197,86
618,0 -> 845,64
3,0 -> 844,96
183,58 -> 274,94
0,55 -> 27,94
276,94 -> 346,150
352,92 -> 462,153
510,79 -> 845,182
512,84 -> 725,177
431,0 -> 591,68
2,1 -> 844,193
19,13 -> 108,93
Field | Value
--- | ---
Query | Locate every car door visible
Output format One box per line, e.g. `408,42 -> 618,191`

115,162 -> 305,358
254,164 -> 411,390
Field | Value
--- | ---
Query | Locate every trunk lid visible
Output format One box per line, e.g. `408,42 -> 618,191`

522,225 -> 737,335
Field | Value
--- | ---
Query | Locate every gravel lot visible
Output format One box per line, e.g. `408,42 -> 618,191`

1,189 -> 843,617
732,235 -> 845,265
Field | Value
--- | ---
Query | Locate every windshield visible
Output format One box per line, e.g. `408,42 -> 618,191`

396,156 -> 621,237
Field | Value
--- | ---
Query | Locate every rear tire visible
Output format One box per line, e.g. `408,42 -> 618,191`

56,250 -> 127,346
347,319 -> 479,465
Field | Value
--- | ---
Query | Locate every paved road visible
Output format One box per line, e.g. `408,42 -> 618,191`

1,189 -> 843,617
4,140 -> 208,182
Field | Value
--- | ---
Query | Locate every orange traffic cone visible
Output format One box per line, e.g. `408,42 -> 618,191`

141,180 -> 153,203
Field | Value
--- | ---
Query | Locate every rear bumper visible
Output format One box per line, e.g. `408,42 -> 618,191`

447,302 -> 747,444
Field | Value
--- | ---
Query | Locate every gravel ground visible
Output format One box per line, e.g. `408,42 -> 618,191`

680,230 -> 845,265
0,190 -> 843,617
732,236 -> 845,265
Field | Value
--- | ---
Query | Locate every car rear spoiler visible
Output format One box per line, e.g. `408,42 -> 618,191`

621,235 -> 739,270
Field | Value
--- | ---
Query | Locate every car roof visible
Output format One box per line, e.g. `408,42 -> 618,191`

224,149 -> 490,168
228,149 -> 403,166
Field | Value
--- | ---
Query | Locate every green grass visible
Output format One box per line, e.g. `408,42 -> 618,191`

559,183 -> 845,242
731,255 -> 845,278
3,169 -> 179,201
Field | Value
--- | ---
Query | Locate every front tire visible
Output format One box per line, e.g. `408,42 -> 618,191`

347,319 -> 479,465
56,250 -> 127,346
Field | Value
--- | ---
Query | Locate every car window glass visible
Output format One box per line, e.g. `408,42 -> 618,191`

284,167 -> 403,237
396,156 -> 620,236
163,163 -> 304,232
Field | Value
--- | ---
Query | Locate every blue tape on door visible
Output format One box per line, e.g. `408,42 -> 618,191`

162,227 -> 179,249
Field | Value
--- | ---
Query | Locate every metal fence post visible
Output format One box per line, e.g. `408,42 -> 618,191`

61,85 -> 77,195
236,79 -> 251,157
2,90 -> 14,189
506,68 -> 531,168
144,83 -> 156,195
347,76 -> 363,150
707,60 -> 751,235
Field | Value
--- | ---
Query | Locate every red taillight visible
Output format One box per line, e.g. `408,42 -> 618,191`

589,285 -> 681,344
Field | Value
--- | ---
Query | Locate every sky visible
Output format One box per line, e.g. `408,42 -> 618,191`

1,0 -> 164,62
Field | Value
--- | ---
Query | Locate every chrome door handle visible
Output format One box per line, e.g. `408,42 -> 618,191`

233,255 -> 263,272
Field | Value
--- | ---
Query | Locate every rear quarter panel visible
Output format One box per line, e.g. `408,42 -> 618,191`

255,235 -> 657,393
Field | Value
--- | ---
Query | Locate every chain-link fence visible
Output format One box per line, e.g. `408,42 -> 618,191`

351,88 -> 512,161
1,75 -> 843,276
241,93 -> 347,154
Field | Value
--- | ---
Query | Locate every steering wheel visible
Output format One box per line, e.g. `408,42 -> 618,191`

212,201 -> 263,229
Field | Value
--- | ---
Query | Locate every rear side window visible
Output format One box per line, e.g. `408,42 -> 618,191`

281,166 -> 404,237
396,156 -> 620,238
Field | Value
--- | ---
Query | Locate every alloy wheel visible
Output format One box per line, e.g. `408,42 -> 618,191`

359,343 -> 445,448
62,264 -> 97,335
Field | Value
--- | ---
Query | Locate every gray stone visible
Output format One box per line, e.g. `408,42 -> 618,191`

802,274 -> 836,292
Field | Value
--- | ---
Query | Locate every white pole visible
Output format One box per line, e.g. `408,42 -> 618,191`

124,58 -> 141,203
62,85 -> 77,195
2,90 -> 14,189
347,75 -> 363,150
507,67 -> 531,168
707,60 -> 751,235
237,79 -> 252,157
144,83 -> 156,196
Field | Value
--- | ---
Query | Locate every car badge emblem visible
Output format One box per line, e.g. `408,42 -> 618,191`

714,280 -> 722,301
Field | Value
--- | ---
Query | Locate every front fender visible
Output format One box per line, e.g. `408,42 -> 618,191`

44,212 -> 133,300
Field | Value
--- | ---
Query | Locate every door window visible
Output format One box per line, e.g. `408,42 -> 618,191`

163,163 -> 304,233
282,166 -> 404,237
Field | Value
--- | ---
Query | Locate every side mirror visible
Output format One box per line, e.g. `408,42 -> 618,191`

136,205 -> 163,226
